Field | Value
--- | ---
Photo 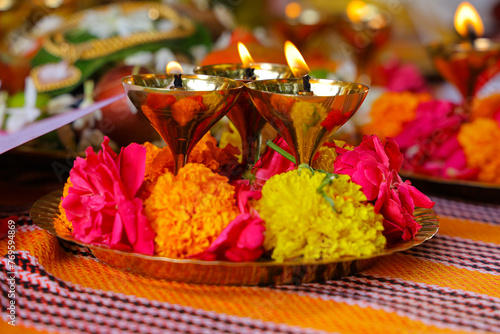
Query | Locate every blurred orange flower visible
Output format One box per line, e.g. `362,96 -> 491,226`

141,133 -> 240,194
471,94 -> 500,120
458,118 -> 500,183
361,92 -> 431,139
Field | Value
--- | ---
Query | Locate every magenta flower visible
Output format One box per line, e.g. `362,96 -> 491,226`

333,135 -> 434,244
395,101 -> 462,151
417,135 -> 479,179
62,137 -> 155,255
382,59 -> 429,93
375,171 -> 435,244
233,179 -> 262,214
334,135 -> 403,201
192,180 -> 265,262
395,100 -> 477,179
192,213 -> 265,262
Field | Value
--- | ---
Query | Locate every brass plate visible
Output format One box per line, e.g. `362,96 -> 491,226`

31,190 -> 439,286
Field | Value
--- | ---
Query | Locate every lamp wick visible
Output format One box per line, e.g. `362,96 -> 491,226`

173,74 -> 183,88
244,67 -> 256,80
303,74 -> 311,92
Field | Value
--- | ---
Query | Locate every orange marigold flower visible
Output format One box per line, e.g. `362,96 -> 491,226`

142,133 -> 239,188
361,92 -> 431,139
143,142 -> 173,185
471,94 -> 500,120
143,163 -> 239,258
57,178 -> 74,236
457,118 -> 500,184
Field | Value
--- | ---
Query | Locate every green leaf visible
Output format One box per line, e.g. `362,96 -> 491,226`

266,139 -> 296,163
316,172 -> 339,212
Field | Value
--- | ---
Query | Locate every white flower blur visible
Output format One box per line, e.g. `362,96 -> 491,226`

5,78 -> 41,133
80,6 -> 155,39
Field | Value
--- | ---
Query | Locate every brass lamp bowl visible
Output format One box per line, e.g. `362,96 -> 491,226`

194,63 -> 293,166
246,78 -> 369,166
122,74 -> 243,174
428,41 -> 500,106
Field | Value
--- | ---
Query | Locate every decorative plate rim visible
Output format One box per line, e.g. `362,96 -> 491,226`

30,190 -> 440,268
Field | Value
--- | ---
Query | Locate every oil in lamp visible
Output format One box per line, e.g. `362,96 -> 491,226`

123,61 -> 244,175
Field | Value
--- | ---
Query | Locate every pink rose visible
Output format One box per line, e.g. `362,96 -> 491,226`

62,137 -> 155,255
192,180 -> 265,262
333,135 -> 434,244
375,171 -> 435,244
252,136 -> 295,189
192,213 -> 265,262
334,135 -> 403,201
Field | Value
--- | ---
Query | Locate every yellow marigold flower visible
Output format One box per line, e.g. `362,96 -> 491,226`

144,163 -> 239,258
313,141 -> 353,173
458,118 -> 500,183
256,168 -> 386,262
361,92 -> 431,139
56,178 -> 74,235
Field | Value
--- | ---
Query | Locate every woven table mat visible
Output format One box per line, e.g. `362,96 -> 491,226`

1,197 -> 500,334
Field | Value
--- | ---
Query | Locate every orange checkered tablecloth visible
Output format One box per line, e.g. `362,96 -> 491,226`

1,196 -> 500,334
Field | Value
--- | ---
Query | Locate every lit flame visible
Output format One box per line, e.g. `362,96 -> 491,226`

454,2 -> 484,38
237,42 -> 254,67
44,0 -> 63,8
166,61 -> 183,74
285,2 -> 302,20
284,41 -> 310,78
346,1 -> 368,23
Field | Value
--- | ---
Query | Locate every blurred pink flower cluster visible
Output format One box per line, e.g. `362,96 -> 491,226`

395,101 -> 478,180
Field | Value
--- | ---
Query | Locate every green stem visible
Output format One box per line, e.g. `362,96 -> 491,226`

266,140 -> 296,164
83,80 -> 94,104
